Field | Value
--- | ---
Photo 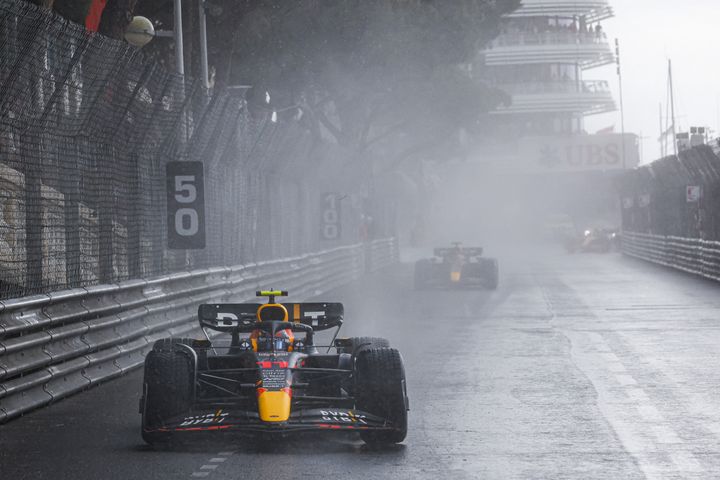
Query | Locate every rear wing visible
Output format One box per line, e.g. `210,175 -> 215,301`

434,247 -> 483,258
198,302 -> 344,333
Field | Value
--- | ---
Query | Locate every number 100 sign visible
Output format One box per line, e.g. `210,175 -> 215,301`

167,161 -> 206,249
321,193 -> 341,240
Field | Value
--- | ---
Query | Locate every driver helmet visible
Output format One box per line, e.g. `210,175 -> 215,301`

251,328 -> 294,352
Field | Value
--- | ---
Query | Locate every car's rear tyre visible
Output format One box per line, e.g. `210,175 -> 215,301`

339,336 -> 390,355
484,258 -> 499,290
336,338 -> 389,396
355,347 -> 408,445
152,337 -> 195,351
141,345 -> 195,445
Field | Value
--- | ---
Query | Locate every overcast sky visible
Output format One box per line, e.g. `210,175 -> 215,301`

584,0 -> 720,164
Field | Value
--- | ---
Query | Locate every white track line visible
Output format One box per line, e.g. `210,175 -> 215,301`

190,451 -> 235,478
615,374 -> 638,386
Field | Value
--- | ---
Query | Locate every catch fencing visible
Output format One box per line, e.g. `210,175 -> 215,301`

618,142 -> 720,280
618,145 -> 720,241
0,0 -> 381,300
0,238 -> 398,423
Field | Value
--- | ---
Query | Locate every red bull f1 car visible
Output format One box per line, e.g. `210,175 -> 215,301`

140,291 -> 408,446
564,228 -> 618,254
414,244 -> 498,290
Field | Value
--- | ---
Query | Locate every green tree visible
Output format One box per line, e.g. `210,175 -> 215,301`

135,0 -> 518,171
200,0 -> 519,169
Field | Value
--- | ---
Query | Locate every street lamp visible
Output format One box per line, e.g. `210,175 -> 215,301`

124,16 -> 155,48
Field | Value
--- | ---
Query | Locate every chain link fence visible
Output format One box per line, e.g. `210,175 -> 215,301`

0,0 -> 373,300
618,145 -> 720,241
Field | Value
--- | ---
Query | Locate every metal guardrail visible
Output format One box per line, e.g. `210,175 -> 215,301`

366,237 -> 399,273
621,232 -> 720,282
0,239 -> 398,423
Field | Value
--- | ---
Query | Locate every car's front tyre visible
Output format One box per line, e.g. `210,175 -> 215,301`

141,342 -> 195,445
355,347 -> 408,445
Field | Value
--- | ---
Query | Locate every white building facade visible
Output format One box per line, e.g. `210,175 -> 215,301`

477,0 -> 638,174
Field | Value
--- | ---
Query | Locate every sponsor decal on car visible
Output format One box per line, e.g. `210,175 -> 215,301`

180,409 -> 229,426
320,410 -> 368,424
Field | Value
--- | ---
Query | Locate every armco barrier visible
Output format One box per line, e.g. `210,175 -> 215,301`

0,238 -> 397,423
621,232 -> 720,282
366,237 -> 400,273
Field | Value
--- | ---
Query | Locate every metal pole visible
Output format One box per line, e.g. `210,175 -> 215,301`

615,39 -> 626,169
173,0 -> 189,144
198,0 -> 210,89
669,59 -> 677,156
174,0 -> 184,75
659,102 -> 664,158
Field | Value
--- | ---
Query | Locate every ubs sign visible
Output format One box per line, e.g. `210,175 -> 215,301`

517,134 -> 639,174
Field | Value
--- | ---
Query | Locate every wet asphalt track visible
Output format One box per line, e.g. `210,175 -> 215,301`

3,247 -> 720,479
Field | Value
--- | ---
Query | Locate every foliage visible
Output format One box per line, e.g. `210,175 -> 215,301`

36,0 -> 521,169
201,0 -> 520,168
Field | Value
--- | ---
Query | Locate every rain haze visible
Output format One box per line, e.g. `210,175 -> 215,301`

3,1 -> 720,480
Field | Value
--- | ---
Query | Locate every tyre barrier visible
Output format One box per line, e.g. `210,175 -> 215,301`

0,238 -> 398,423
621,232 -> 720,282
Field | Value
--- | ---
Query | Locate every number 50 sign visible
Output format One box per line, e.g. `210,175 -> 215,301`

167,162 -> 206,249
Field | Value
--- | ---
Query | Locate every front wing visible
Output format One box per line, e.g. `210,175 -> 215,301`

144,408 -> 395,435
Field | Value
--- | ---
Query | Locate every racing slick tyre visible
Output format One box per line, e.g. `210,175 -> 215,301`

355,347 -> 408,445
141,346 -> 195,445
339,336 -> 390,355
152,337 -> 195,351
336,338 -> 389,396
484,259 -> 499,290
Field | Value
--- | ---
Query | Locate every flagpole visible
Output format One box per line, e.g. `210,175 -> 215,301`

659,102 -> 664,158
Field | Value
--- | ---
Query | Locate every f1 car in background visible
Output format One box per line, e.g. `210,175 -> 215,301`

414,243 -> 498,290
140,291 -> 408,446
564,228 -> 618,253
